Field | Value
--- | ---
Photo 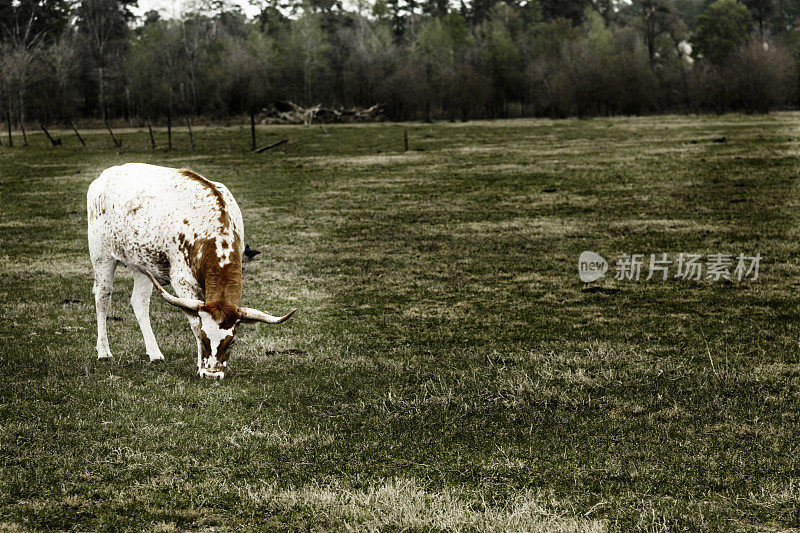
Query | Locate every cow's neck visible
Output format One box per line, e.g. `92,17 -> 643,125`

192,234 -> 243,308
201,262 -> 242,307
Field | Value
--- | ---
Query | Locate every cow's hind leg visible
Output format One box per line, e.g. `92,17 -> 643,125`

131,269 -> 165,363
92,258 -> 117,360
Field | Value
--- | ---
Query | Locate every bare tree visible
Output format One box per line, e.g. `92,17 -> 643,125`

0,5 -> 47,143
181,17 -> 208,115
77,0 -> 129,120
287,12 -> 329,103
43,34 -> 78,121
634,0 -> 685,67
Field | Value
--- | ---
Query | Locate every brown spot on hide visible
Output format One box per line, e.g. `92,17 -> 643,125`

179,169 -> 231,230
177,232 -> 243,310
221,240 -> 228,249
183,219 -> 189,224
151,250 -> 170,278
199,330 -> 212,360
111,240 -> 128,262
218,334 -> 234,353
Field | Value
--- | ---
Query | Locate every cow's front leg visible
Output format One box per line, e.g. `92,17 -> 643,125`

131,269 -> 165,362
92,258 -> 117,360
187,314 -> 203,372
172,276 -> 209,378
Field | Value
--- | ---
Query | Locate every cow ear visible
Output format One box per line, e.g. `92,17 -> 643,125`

238,307 -> 297,325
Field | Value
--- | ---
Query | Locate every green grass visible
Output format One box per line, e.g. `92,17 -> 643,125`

1,114 -> 800,531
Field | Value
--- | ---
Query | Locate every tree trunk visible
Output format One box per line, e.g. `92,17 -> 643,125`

250,112 -> 256,152
18,89 -> 28,146
99,66 -> 106,121
189,66 -> 199,115
643,2 -> 656,67
6,106 -> 12,147
124,85 -> 131,122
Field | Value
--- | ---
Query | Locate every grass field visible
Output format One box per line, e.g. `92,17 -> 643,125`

1,114 -> 800,531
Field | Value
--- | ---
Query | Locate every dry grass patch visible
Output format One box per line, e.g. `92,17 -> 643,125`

0,254 -> 91,278
291,153 -> 428,167
241,478 -> 607,532
605,219 -> 726,235
452,217 -> 583,238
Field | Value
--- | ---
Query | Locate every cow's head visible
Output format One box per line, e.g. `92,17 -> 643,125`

143,270 -> 296,379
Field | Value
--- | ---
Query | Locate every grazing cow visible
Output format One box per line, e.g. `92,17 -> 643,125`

87,163 -> 295,379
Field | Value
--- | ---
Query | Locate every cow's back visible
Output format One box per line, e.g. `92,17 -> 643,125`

87,163 -> 243,279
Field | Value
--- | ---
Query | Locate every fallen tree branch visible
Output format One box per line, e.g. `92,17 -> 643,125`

253,138 -> 288,153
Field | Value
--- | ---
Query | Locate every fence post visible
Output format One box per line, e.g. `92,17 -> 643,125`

104,120 -> 121,147
40,123 -> 61,146
250,113 -> 256,152
187,117 -> 195,150
70,121 -> 86,147
5,110 -> 12,147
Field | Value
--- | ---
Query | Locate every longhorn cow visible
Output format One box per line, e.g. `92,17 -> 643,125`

87,163 -> 295,379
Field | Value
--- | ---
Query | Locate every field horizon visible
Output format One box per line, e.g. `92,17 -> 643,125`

1,114 -> 799,531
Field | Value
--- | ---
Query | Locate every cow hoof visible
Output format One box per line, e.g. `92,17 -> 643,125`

97,355 -> 114,363
149,357 -> 165,364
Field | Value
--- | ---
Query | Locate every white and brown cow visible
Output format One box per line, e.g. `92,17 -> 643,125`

87,163 -> 295,379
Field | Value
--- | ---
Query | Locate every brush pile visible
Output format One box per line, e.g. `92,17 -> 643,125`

264,101 -> 384,125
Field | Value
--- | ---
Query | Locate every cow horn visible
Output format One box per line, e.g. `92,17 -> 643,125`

142,270 -> 203,313
238,306 -> 297,324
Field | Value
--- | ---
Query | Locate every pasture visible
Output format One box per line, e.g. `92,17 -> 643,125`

1,114 -> 799,531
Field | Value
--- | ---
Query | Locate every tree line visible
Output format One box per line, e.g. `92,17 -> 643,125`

1,0 -> 799,128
